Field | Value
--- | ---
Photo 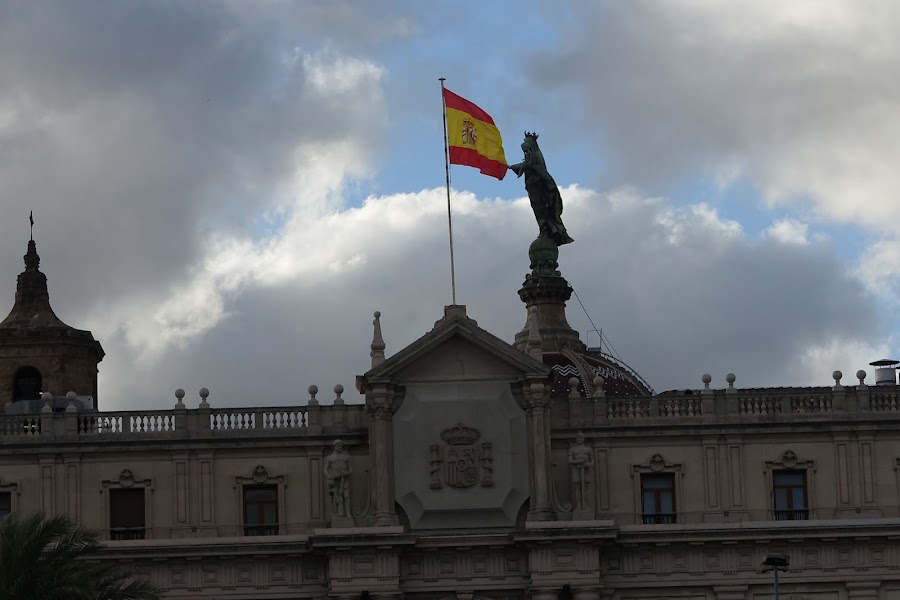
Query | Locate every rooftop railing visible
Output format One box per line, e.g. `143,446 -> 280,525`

557,374 -> 900,428
0,386 -> 366,442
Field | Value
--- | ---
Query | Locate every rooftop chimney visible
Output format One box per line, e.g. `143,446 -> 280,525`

869,359 -> 899,386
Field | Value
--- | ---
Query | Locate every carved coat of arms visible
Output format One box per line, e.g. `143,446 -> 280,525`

429,422 -> 493,489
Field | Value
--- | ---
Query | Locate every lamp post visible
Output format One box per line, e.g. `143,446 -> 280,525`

762,552 -> 790,600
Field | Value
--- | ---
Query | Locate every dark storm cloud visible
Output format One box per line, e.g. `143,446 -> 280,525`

0,0 -> 393,321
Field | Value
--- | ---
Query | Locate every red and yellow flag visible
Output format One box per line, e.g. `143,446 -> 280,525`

443,88 -> 507,180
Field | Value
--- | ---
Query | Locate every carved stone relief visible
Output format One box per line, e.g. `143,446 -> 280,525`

429,423 -> 494,489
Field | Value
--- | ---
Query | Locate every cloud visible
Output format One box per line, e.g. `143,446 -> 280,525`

0,2 -> 888,412
0,1 -> 389,337
764,218 -> 809,245
82,185 -> 880,408
530,0 -> 900,235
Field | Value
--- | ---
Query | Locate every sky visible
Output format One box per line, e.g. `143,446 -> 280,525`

1,0 -> 898,409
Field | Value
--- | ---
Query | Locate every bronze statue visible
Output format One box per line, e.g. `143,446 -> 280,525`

509,132 -> 574,246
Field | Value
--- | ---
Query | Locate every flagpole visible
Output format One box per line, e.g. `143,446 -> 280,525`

439,77 -> 457,306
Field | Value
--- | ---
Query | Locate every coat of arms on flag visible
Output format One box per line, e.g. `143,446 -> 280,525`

429,422 -> 494,489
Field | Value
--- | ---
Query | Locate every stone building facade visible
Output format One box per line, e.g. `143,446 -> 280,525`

1,238 -> 900,600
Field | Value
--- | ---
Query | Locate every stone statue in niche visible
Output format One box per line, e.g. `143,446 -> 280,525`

568,431 -> 594,517
324,439 -> 352,520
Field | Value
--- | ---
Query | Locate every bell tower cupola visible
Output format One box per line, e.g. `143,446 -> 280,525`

0,234 -> 104,411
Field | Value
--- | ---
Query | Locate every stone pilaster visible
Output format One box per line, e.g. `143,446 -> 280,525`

366,383 -> 398,526
525,380 -> 554,521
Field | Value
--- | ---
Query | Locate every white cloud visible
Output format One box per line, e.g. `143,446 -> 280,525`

533,0 -> 900,235
0,1 -> 892,412
764,218 -> 809,245
858,239 -> 900,306
70,184 -> 879,409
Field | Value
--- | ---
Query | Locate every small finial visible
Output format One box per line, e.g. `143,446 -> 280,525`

308,384 -> 319,406
856,370 -> 867,388
29,211 -> 34,242
199,387 -> 210,407
370,311 -> 386,368
592,374 -> 605,398
65,391 -> 77,413
726,373 -> 736,393
702,374 -> 712,389
568,376 -> 580,400
41,391 -> 52,413
334,384 -> 344,405
832,370 -> 843,390
175,388 -> 185,408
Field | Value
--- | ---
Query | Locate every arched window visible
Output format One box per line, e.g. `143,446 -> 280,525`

12,366 -> 42,402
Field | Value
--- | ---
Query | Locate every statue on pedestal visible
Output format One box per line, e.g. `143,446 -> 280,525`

324,439 -> 352,519
509,132 -> 574,247
568,431 -> 594,515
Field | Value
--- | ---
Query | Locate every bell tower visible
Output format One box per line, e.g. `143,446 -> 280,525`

0,238 -> 104,410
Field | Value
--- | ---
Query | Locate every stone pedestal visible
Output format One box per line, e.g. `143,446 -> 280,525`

329,515 -> 354,528
513,237 -> 586,355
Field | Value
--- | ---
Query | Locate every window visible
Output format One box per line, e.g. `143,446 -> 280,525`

773,470 -> 808,520
243,485 -> 279,535
0,492 -> 10,519
12,366 -> 42,402
641,473 -> 676,524
109,488 -> 146,540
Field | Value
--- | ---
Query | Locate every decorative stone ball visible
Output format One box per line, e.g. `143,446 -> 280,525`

66,391 -> 76,400
856,370 -> 867,382
832,370 -> 842,383
41,391 -> 52,401
701,374 -> 712,385
175,388 -> 185,399
308,384 -> 318,396
726,373 -> 736,385
199,387 -> 209,399
568,376 -> 580,387
528,236 -> 559,265
334,384 -> 344,395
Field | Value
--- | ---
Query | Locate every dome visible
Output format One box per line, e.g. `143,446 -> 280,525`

545,347 -> 654,399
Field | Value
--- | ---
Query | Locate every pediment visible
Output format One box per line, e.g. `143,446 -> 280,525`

360,307 -> 550,385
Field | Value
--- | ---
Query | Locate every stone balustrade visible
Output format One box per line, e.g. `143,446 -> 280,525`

0,400 -> 366,442
557,381 -> 900,428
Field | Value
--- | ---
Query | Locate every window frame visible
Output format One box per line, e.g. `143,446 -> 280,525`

233,466 -> 286,536
640,472 -> 677,524
0,480 -> 19,519
772,469 -> 808,521
108,487 -> 147,540
631,453 -> 683,525
101,469 -> 153,541
764,450 -> 816,521
242,484 -> 279,536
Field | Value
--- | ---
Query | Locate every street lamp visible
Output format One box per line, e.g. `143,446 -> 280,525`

762,552 -> 790,600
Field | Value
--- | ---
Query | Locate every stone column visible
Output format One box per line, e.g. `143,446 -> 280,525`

526,380 -> 554,521
367,384 -> 398,526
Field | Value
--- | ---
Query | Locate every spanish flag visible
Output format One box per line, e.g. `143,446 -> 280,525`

443,88 -> 507,180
